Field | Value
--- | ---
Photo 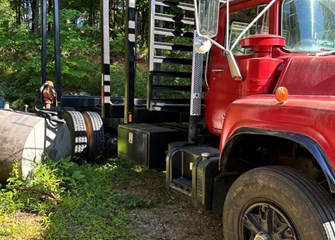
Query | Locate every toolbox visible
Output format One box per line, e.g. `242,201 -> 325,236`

118,123 -> 186,170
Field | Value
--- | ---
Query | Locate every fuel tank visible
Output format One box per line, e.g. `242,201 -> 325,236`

0,110 -> 72,183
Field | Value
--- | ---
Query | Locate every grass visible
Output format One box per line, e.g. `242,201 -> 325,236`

0,213 -> 42,239
0,158 -> 170,240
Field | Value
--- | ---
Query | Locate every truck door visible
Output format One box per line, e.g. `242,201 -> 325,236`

205,4 -> 270,135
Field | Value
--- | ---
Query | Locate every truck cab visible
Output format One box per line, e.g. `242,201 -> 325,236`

165,0 -> 335,238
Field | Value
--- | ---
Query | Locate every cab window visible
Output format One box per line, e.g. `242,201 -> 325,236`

229,5 -> 269,55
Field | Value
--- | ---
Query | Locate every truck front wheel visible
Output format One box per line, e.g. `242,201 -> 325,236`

223,166 -> 335,239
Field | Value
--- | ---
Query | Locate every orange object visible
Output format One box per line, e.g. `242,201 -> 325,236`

128,113 -> 133,123
275,86 -> 288,103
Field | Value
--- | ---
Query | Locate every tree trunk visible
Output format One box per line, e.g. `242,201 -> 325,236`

88,0 -> 97,26
31,0 -> 40,34
111,1 -> 116,29
47,0 -> 52,33
15,0 -> 22,25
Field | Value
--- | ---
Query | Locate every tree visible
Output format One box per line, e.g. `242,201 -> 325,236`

60,0 -> 99,26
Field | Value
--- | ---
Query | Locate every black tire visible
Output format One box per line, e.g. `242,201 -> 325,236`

223,166 -> 335,240
82,111 -> 105,161
61,107 -> 76,112
62,111 -> 87,160
58,107 -> 75,118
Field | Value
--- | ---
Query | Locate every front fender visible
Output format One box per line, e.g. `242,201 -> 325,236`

219,95 -> 335,192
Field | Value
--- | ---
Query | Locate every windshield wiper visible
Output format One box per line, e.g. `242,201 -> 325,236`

316,49 -> 335,56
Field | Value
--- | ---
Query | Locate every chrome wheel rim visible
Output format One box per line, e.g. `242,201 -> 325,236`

239,202 -> 298,240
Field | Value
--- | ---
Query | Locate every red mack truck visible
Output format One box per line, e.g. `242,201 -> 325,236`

148,0 -> 335,239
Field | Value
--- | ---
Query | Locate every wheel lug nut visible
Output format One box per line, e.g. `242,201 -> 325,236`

285,229 -> 293,236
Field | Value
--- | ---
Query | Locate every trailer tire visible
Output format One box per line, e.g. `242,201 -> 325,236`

223,166 -> 335,240
82,111 -> 105,161
60,106 -> 76,114
63,111 -> 87,160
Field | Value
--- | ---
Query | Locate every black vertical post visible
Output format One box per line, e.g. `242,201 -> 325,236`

124,0 -> 136,124
53,0 -> 62,100
101,0 -> 111,119
41,0 -> 47,85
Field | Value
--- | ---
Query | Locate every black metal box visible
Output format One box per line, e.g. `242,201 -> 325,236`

118,123 -> 185,170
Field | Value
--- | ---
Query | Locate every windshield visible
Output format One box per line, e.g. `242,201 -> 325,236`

282,0 -> 335,52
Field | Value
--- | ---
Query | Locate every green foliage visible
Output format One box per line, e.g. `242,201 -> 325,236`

0,1 -> 15,28
110,32 -> 126,56
44,160 -> 155,239
0,213 -> 42,240
135,65 -> 148,98
0,158 -> 166,239
60,0 -> 100,26
0,160 -> 60,239
0,24 -> 42,107
0,8 -> 101,106
59,9 -> 102,95
110,64 -> 125,97
0,1 -> 150,108
0,159 -> 63,215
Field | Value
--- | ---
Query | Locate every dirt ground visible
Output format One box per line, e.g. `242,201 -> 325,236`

124,168 -> 223,240
130,192 -> 223,240
15,200 -> 223,240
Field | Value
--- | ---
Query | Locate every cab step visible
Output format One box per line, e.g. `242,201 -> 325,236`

166,142 -> 220,211
171,176 -> 192,196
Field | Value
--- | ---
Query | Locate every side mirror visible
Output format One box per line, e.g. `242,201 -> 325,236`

197,0 -> 220,38
194,0 -> 243,80
194,36 -> 212,53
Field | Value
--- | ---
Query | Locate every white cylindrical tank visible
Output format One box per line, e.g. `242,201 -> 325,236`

0,110 -> 72,183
